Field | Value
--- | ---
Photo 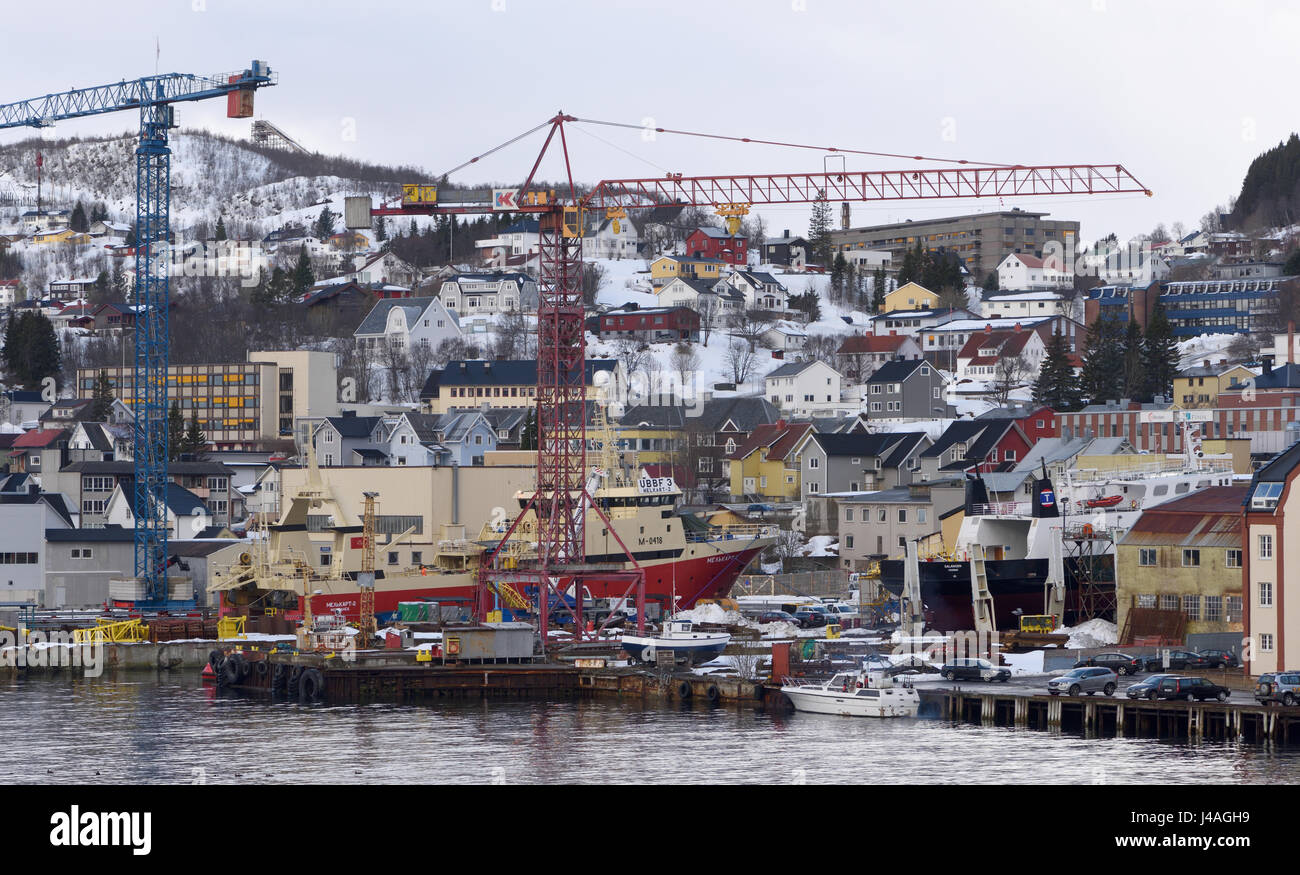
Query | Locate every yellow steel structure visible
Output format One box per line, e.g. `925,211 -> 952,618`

73,618 -> 151,645
216,615 -> 247,640
358,491 -> 379,648
714,202 -> 750,235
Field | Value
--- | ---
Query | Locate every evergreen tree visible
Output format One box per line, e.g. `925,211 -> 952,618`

983,270 -> 1000,292
89,369 -> 115,421
1033,330 -> 1083,411
111,260 -> 126,299
1080,315 -> 1125,404
292,247 -> 314,298
70,201 -> 88,233
20,311 -> 60,391
1141,302 -> 1179,401
314,205 -> 338,240
375,216 -> 387,243
830,253 -> 849,303
520,408 -> 537,451
871,268 -> 888,312
808,190 -> 833,268
896,241 -> 924,287
1,312 -> 20,377
90,202 -> 108,223
182,414 -> 207,460
167,402 -> 186,461
215,215 -> 227,241
1121,318 -> 1146,400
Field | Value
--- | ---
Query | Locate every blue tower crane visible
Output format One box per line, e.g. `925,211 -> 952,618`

0,62 -> 277,609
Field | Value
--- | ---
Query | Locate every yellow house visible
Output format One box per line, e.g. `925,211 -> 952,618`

883,281 -> 939,312
726,420 -> 812,501
1173,363 -> 1253,409
33,229 -> 91,245
650,255 -> 725,287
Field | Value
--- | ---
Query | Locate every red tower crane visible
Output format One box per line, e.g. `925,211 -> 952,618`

349,112 -> 1150,649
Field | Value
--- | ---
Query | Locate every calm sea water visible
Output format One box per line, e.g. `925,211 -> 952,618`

3,673 -> 1300,784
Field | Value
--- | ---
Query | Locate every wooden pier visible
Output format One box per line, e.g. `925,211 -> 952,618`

923,689 -> 1300,744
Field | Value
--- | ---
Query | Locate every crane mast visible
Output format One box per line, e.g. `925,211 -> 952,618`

0,62 -> 276,608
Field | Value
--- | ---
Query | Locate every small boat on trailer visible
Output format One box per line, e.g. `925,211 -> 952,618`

621,620 -> 730,666
781,668 -> 920,718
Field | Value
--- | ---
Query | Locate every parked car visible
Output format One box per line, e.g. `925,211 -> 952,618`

1196,649 -> 1240,669
1047,667 -> 1118,697
1073,652 -> 1143,676
940,658 -> 1011,683
1254,672 -> 1300,706
756,610 -> 798,625
1125,674 -> 1180,700
792,609 -> 827,628
1151,676 -> 1230,702
1142,650 -> 1210,672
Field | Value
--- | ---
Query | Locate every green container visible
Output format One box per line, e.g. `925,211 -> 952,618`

398,602 -> 431,622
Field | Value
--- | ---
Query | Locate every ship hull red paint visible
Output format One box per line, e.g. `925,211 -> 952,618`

309,547 -> 766,623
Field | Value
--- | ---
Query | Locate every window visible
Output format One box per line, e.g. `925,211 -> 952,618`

1259,534 -> 1274,559
1182,549 -> 1200,567
877,508 -> 886,522
411,551 -> 422,566
1183,595 -> 1200,621
1204,596 -> 1223,623
1139,548 -> 1157,566
1260,581 -> 1274,607
1261,633 -> 1275,653
1137,594 -> 1156,609
1251,481 -> 1283,509
1225,549 -> 1242,568
1159,594 -> 1180,611
809,458 -> 819,469
845,509 -> 854,522
845,535 -> 854,549
897,509 -> 907,523
387,551 -> 399,566
1227,596 -> 1243,623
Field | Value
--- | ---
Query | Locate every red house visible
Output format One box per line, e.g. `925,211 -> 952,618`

977,404 -> 1057,445
685,228 -> 748,266
590,306 -> 700,342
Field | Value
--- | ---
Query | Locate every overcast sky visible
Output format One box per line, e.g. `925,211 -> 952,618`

4,0 -> 1295,241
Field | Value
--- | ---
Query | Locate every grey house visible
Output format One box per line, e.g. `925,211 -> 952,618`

863,360 -> 952,420
313,412 -> 388,466
794,431 -> 932,502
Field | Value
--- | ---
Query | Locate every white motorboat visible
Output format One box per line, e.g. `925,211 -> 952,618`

780,668 -> 920,718
622,620 -> 731,665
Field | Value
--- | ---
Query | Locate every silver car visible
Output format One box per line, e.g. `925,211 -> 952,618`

1047,667 -> 1118,697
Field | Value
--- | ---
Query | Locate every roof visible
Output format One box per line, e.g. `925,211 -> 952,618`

1250,439 -> 1300,487
321,414 -> 384,439
1118,486 -> 1248,548
619,396 -> 783,433
148,484 -> 209,517
765,360 -> 826,380
922,419 -> 1019,468
11,429 -> 65,449
726,421 -> 813,462
837,334 -> 911,356
421,359 -> 616,397
838,487 -> 931,505
866,359 -> 930,384
957,329 -> 1035,365
691,227 -> 744,240
354,296 -> 445,336
1003,253 -> 1045,268
60,460 -> 233,475
1251,364 -> 1300,390
804,432 -> 915,460
45,527 -> 136,543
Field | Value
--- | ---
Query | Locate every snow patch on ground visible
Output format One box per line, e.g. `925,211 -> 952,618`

800,535 -> 838,557
1058,618 -> 1118,650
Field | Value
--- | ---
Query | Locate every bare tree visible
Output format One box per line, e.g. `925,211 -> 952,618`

491,308 -> 532,360
379,338 -> 409,403
725,337 -> 759,386
670,341 -> 701,393
1226,334 -> 1261,364
697,293 -> 722,346
803,333 -> 839,366
726,309 -> 777,351
991,354 -> 1031,405
581,261 -> 606,307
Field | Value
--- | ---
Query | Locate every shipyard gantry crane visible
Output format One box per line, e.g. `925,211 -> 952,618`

347,112 -> 1150,646
0,62 -> 276,609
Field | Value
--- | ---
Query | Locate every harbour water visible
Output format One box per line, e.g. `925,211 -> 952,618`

5,674 -> 1300,784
